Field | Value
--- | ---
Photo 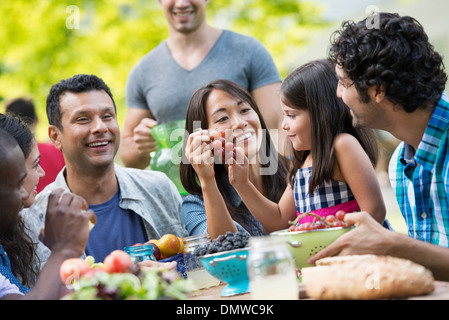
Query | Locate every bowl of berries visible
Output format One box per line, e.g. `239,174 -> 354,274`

196,231 -> 251,297
270,211 -> 353,269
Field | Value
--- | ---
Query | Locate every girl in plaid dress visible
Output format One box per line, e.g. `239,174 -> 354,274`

230,59 -> 386,232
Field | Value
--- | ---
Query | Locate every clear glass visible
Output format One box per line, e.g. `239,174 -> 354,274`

149,120 -> 187,195
247,236 -> 298,300
182,234 -> 220,290
124,245 -> 156,264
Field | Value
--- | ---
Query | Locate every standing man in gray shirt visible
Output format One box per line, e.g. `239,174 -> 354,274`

120,0 -> 284,169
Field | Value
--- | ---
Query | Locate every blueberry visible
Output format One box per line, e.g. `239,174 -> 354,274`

233,241 -> 244,248
208,247 -> 218,254
222,240 -> 232,247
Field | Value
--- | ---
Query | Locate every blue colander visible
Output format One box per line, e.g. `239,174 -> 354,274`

199,248 -> 249,297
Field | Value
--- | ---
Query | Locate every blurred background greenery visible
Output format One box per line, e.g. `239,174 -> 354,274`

1,0 -> 448,233
1,0 -> 447,143
0,0 -> 328,142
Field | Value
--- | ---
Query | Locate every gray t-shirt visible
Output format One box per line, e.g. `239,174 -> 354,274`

125,30 -> 281,123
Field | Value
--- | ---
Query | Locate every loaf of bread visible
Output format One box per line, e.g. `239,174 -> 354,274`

302,255 -> 434,299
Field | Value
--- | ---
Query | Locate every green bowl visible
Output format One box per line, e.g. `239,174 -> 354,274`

270,226 -> 353,269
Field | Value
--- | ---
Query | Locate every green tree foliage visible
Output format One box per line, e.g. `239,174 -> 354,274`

0,0 -> 326,141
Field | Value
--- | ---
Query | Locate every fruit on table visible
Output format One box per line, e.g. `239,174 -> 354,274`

195,231 -> 251,256
335,210 -> 346,221
61,263 -> 194,300
132,243 -> 143,246
158,234 -> 181,259
84,255 -> 104,270
146,242 -> 161,260
84,255 -> 95,266
59,258 -> 91,285
60,250 -> 161,287
177,237 -> 184,254
288,210 -> 349,232
103,250 -> 133,273
142,235 -> 184,260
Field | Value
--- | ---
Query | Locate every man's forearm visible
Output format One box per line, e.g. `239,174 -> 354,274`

119,139 -> 151,169
387,231 -> 449,281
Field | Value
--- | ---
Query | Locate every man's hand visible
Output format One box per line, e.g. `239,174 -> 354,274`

42,188 -> 96,257
133,118 -> 159,156
308,211 -> 393,265
120,108 -> 157,169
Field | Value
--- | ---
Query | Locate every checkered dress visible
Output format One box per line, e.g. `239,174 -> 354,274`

293,166 -> 359,221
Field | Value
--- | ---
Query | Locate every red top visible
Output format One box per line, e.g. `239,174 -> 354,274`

36,142 -> 65,193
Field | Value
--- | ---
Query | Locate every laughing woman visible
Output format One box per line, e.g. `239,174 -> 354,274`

0,114 -> 46,288
180,80 -> 289,238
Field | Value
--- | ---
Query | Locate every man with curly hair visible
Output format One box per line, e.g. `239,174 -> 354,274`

309,13 -> 449,281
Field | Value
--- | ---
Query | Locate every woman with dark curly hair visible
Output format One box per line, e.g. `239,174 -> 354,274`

309,13 -> 449,281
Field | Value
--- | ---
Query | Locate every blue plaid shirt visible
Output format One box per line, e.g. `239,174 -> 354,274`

389,92 -> 449,246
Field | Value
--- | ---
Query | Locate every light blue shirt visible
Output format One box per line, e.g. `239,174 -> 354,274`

389,92 -> 449,246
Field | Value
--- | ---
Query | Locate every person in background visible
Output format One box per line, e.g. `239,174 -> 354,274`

309,13 -> 449,281
0,128 -> 96,299
229,60 -> 386,233
36,74 -> 187,264
6,97 -> 65,193
120,0 -> 285,170
180,80 -> 289,238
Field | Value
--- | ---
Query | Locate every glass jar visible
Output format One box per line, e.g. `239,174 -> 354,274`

124,245 -> 156,264
247,236 -> 298,300
182,234 -> 220,290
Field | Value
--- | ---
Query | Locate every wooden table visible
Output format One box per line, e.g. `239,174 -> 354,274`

189,282 -> 251,300
189,281 -> 449,300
